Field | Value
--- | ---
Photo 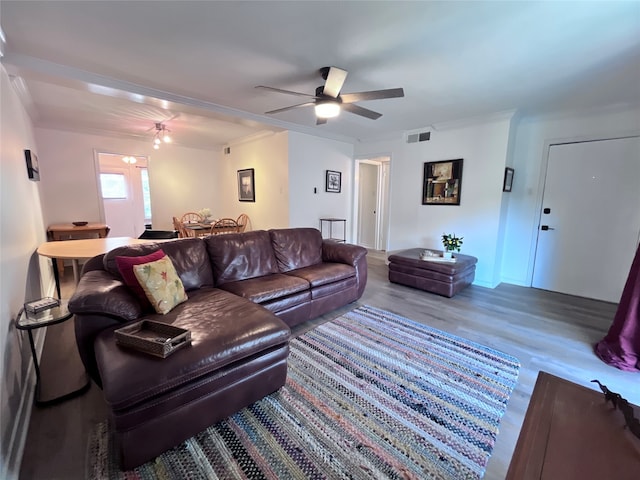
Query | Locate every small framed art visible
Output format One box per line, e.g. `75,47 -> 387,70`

503,167 -> 514,192
25,149 -> 40,181
326,170 -> 341,193
238,168 -> 255,202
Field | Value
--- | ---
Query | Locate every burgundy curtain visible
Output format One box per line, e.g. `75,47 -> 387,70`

594,243 -> 640,372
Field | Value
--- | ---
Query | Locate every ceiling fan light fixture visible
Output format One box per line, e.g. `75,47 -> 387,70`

152,122 -> 171,148
315,102 -> 340,119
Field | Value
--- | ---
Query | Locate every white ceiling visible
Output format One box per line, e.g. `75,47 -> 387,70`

1,1 -> 639,150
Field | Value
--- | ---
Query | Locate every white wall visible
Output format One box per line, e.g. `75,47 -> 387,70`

501,104 -> 640,286
355,114 -> 513,287
220,132 -> 290,230
34,128 -> 221,232
0,67 -> 51,479
288,132 -> 354,239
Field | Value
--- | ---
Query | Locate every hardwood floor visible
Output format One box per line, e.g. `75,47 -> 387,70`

19,252 -> 638,480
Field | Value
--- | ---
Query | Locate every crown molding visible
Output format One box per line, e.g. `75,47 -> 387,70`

431,109 -> 518,131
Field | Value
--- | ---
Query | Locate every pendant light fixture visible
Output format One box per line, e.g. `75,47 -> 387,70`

122,156 -> 137,164
153,123 -> 172,150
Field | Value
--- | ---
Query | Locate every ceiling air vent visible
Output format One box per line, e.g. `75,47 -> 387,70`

224,147 -> 231,155
406,131 -> 431,143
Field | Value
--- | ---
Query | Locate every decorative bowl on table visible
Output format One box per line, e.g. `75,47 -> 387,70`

72,221 -> 89,226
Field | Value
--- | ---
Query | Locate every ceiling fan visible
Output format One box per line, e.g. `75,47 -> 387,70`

256,66 -> 404,125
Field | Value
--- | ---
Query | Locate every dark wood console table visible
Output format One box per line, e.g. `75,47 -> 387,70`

506,371 -> 640,480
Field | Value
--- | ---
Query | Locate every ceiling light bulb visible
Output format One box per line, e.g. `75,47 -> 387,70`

154,137 -> 161,145
163,133 -> 171,143
153,143 -> 160,150
315,102 -> 340,119
129,157 -> 137,164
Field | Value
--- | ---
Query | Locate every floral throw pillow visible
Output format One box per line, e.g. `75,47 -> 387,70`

115,249 -> 166,309
133,256 -> 188,314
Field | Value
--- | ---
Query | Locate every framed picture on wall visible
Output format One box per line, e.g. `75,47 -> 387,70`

24,149 -> 40,181
326,170 -> 341,193
237,168 -> 255,202
422,159 -> 463,205
503,167 -> 514,192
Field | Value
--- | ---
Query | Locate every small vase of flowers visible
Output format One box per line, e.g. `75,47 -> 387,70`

198,208 -> 213,224
441,233 -> 463,258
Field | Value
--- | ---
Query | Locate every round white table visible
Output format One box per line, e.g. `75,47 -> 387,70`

37,236 -> 161,287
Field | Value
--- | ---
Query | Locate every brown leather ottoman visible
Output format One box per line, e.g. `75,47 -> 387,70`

388,248 -> 477,297
93,288 -> 290,469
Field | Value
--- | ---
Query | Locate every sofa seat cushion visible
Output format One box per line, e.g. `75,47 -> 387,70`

219,273 -> 309,304
94,287 -> 290,411
285,263 -> 355,288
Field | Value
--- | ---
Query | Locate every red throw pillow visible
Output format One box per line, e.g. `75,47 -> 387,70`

115,249 -> 166,308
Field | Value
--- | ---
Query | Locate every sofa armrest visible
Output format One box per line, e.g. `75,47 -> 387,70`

69,270 -> 142,320
80,253 -> 106,276
322,241 -> 368,298
69,270 -> 143,387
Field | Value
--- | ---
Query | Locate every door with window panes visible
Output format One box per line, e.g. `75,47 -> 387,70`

98,153 -> 150,238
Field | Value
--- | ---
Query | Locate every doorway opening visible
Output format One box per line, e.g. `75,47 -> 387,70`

354,156 -> 391,251
96,152 -> 151,238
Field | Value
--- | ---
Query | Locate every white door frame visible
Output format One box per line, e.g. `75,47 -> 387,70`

353,155 -> 391,251
94,149 -> 150,233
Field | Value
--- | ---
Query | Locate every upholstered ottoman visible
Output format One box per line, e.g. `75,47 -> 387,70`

388,248 -> 477,297
93,288 -> 290,469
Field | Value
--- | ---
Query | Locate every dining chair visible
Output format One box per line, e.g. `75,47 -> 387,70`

236,213 -> 250,232
173,216 -> 194,238
180,212 -> 204,224
210,218 -> 239,235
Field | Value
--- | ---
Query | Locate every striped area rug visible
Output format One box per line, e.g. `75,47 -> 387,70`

88,305 -> 520,479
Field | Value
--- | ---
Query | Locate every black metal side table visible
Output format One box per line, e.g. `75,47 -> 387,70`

16,302 -> 90,406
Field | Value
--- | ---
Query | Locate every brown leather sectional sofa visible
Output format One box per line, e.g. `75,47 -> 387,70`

68,227 -> 367,468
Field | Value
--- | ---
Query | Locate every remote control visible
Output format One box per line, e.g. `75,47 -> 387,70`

25,297 -> 60,314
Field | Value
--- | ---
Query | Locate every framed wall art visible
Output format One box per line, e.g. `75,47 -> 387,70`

24,149 -> 40,181
503,167 -> 514,192
422,159 -> 463,205
237,168 -> 255,202
326,170 -> 341,193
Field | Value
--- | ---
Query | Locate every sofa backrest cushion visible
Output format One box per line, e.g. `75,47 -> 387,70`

205,230 -> 279,285
104,238 -> 213,291
269,228 -> 323,272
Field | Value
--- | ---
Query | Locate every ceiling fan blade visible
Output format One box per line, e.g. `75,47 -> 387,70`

341,103 -> 382,120
255,85 -> 316,98
340,88 -> 404,104
316,117 -> 328,125
265,102 -> 315,115
322,67 -> 348,98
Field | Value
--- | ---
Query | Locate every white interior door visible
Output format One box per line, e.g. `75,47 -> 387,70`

98,153 -> 148,238
532,137 -> 640,303
358,163 -> 378,249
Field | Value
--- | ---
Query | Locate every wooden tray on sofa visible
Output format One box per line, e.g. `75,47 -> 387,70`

115,320 -> 191,358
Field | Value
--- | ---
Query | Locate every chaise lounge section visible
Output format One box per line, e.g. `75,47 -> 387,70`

69,227 -> 367,468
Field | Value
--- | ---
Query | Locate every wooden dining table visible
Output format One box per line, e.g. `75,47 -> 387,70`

184,222 -> 243,236
37,236 -> 168,293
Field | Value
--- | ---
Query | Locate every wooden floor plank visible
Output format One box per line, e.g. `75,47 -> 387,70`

19,252 -> 638,480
